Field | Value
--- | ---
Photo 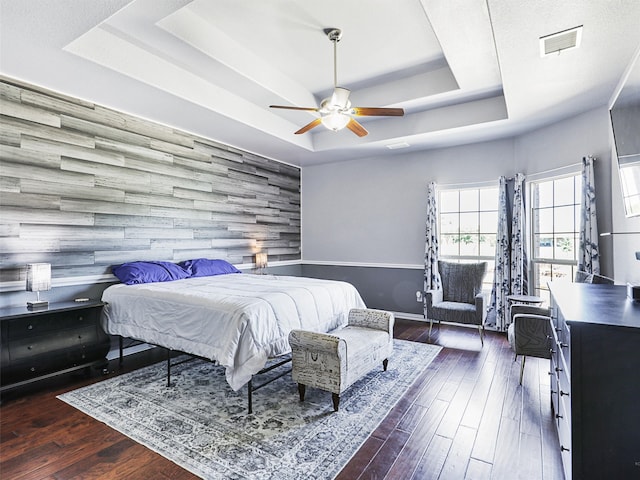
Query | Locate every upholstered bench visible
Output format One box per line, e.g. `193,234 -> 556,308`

288,308 -> 394,411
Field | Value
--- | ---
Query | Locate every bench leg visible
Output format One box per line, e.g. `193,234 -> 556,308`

298,383 -> 306,402
332,393 -> 340,412
383,358 -> 388,371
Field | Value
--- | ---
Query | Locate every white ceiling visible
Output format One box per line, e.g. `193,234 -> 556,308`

1,0 -> 640,167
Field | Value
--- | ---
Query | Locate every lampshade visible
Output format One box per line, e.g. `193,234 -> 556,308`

321,111 -> 350,131
26,263 -> 51,292
255,252 -> 268,270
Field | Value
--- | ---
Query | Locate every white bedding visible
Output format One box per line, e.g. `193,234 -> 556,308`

101,274 -> 366,390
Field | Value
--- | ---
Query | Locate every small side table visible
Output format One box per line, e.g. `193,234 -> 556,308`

507,294 -> 544,306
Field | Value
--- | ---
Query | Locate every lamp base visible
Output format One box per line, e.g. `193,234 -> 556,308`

27,300 -> 49,309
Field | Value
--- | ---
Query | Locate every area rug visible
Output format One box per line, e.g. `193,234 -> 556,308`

58,339 -> 441,479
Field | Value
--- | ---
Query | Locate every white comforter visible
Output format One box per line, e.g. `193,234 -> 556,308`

101,274 -> 366,390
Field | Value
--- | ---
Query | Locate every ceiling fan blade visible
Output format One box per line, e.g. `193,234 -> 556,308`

346,118 -> 368,137
295,118 -> 322,135
270,105 -> 319,112
351,107 -> 405,117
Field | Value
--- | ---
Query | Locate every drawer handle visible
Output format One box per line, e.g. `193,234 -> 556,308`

27,324 -> 33,330
560,343 -> 568,348
555,367 -> 563,373
556,413 -> 563,419
560,445 -> 570,452
560,390 -> 570,397
30,367 -> 35,372
549,349 -> 556,355
27,345 -> 33,350
551,390 -> 557,395
555,328 -> 562,333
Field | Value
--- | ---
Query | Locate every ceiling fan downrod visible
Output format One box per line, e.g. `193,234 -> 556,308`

326,28 -> 342,88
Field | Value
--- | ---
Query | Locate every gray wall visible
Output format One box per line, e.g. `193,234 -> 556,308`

301,106 -> 634,316
0,77 -> 300,307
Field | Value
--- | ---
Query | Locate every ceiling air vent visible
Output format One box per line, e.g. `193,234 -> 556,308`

539,25 -> 583,57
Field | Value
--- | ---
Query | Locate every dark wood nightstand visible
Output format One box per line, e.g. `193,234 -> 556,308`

0,300 -> 110,393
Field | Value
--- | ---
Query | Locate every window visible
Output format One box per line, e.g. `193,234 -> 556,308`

530,174 -> 582,303
438,187 -> 498,290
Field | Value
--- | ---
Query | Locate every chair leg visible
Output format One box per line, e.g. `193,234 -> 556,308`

383,358 -> 388,371
298,383 -> 306,402
332,393 -> 340,412
428,319 -> 433,339
478,325 -> 484,347
519,356 -> 526,385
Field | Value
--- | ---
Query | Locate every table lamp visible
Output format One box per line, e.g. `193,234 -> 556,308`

255,252 -> 268,274
26,263 -> 51,308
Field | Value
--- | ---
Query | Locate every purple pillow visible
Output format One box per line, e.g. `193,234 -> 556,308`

179,258 -> 241,277
112,261 -> 190,285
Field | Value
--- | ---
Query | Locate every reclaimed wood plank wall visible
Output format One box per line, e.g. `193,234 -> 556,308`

0,77 -> 301,284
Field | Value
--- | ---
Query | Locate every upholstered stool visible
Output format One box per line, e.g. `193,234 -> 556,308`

288,308 -> 394,411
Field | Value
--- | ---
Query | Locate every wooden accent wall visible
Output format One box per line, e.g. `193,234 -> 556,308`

0,77 -> 300,284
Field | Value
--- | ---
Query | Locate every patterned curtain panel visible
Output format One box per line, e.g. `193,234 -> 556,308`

488,176 -> 510,331
424,182 -> 441,310
510,173 -> 526,296
578,156 -> 600,274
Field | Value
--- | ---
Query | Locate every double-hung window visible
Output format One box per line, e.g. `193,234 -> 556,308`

530,174 -> 582,303
438,186 -> 498,290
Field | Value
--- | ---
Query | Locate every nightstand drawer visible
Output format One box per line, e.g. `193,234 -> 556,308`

8,325 -> 99,362
7,310 -> 98,339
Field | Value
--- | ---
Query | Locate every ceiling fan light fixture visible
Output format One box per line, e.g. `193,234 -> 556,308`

330,87 -> 351,109
321,111 -> 350,131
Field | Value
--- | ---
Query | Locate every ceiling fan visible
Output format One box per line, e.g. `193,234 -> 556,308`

269,28 -> 404,137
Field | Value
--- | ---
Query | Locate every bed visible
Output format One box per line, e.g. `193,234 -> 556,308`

100,271 -> 366,394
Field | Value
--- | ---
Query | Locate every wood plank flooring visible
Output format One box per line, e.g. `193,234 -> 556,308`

0,320 -> 564,479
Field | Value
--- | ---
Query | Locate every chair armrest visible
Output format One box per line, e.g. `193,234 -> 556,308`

347,308 -> 394,334
425,289 -> 443,307
288,330 -> 345,356
475,292 -> 488,321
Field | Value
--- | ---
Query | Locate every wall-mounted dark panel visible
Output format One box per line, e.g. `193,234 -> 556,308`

0,77 -> 300,284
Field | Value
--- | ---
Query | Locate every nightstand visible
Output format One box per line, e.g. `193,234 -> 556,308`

0,300 -> 110,393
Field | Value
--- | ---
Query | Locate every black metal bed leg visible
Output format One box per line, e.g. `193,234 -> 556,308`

247,378 -> 253,414
167,349 -> 171,387
119,336 -> 124,369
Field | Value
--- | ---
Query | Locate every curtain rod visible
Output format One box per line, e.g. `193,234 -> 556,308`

435,157 -> 592,187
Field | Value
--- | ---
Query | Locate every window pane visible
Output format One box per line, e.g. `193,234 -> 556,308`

551,264 -> 573,283
534,235 -> 554,259
440,190 -> 459,213
554,205 -> 577,232
554,235 -> 575,260
480,188 -> 498,210
479,211 -> 498,232
554,177 -> 575,206
536,207 -> 554,234
440,234 -> 460,256
459,235 -> 478,256
440,213 -> 459,234
460,212 -> 479,234
459,189 -> 478,211
479,233 -> 496,256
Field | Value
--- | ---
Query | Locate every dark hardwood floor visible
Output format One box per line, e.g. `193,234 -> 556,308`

0,319 -> 564,479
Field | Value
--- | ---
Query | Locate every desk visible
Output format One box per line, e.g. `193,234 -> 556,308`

549,282 -> 640,479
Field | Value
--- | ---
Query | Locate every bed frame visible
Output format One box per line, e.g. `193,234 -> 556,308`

118,337 -> 291,414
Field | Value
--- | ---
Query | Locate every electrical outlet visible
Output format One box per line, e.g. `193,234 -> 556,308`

416,291 -> 423,302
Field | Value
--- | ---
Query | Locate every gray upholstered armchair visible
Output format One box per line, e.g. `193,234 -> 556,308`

507,304 -> 552,384
425,261 -> 488,345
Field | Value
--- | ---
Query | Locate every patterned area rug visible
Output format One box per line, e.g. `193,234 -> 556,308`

58,340 -> 441,479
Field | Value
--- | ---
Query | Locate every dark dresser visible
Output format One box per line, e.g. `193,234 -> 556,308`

549,282 -> 640,480
0,300 -> 110,392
